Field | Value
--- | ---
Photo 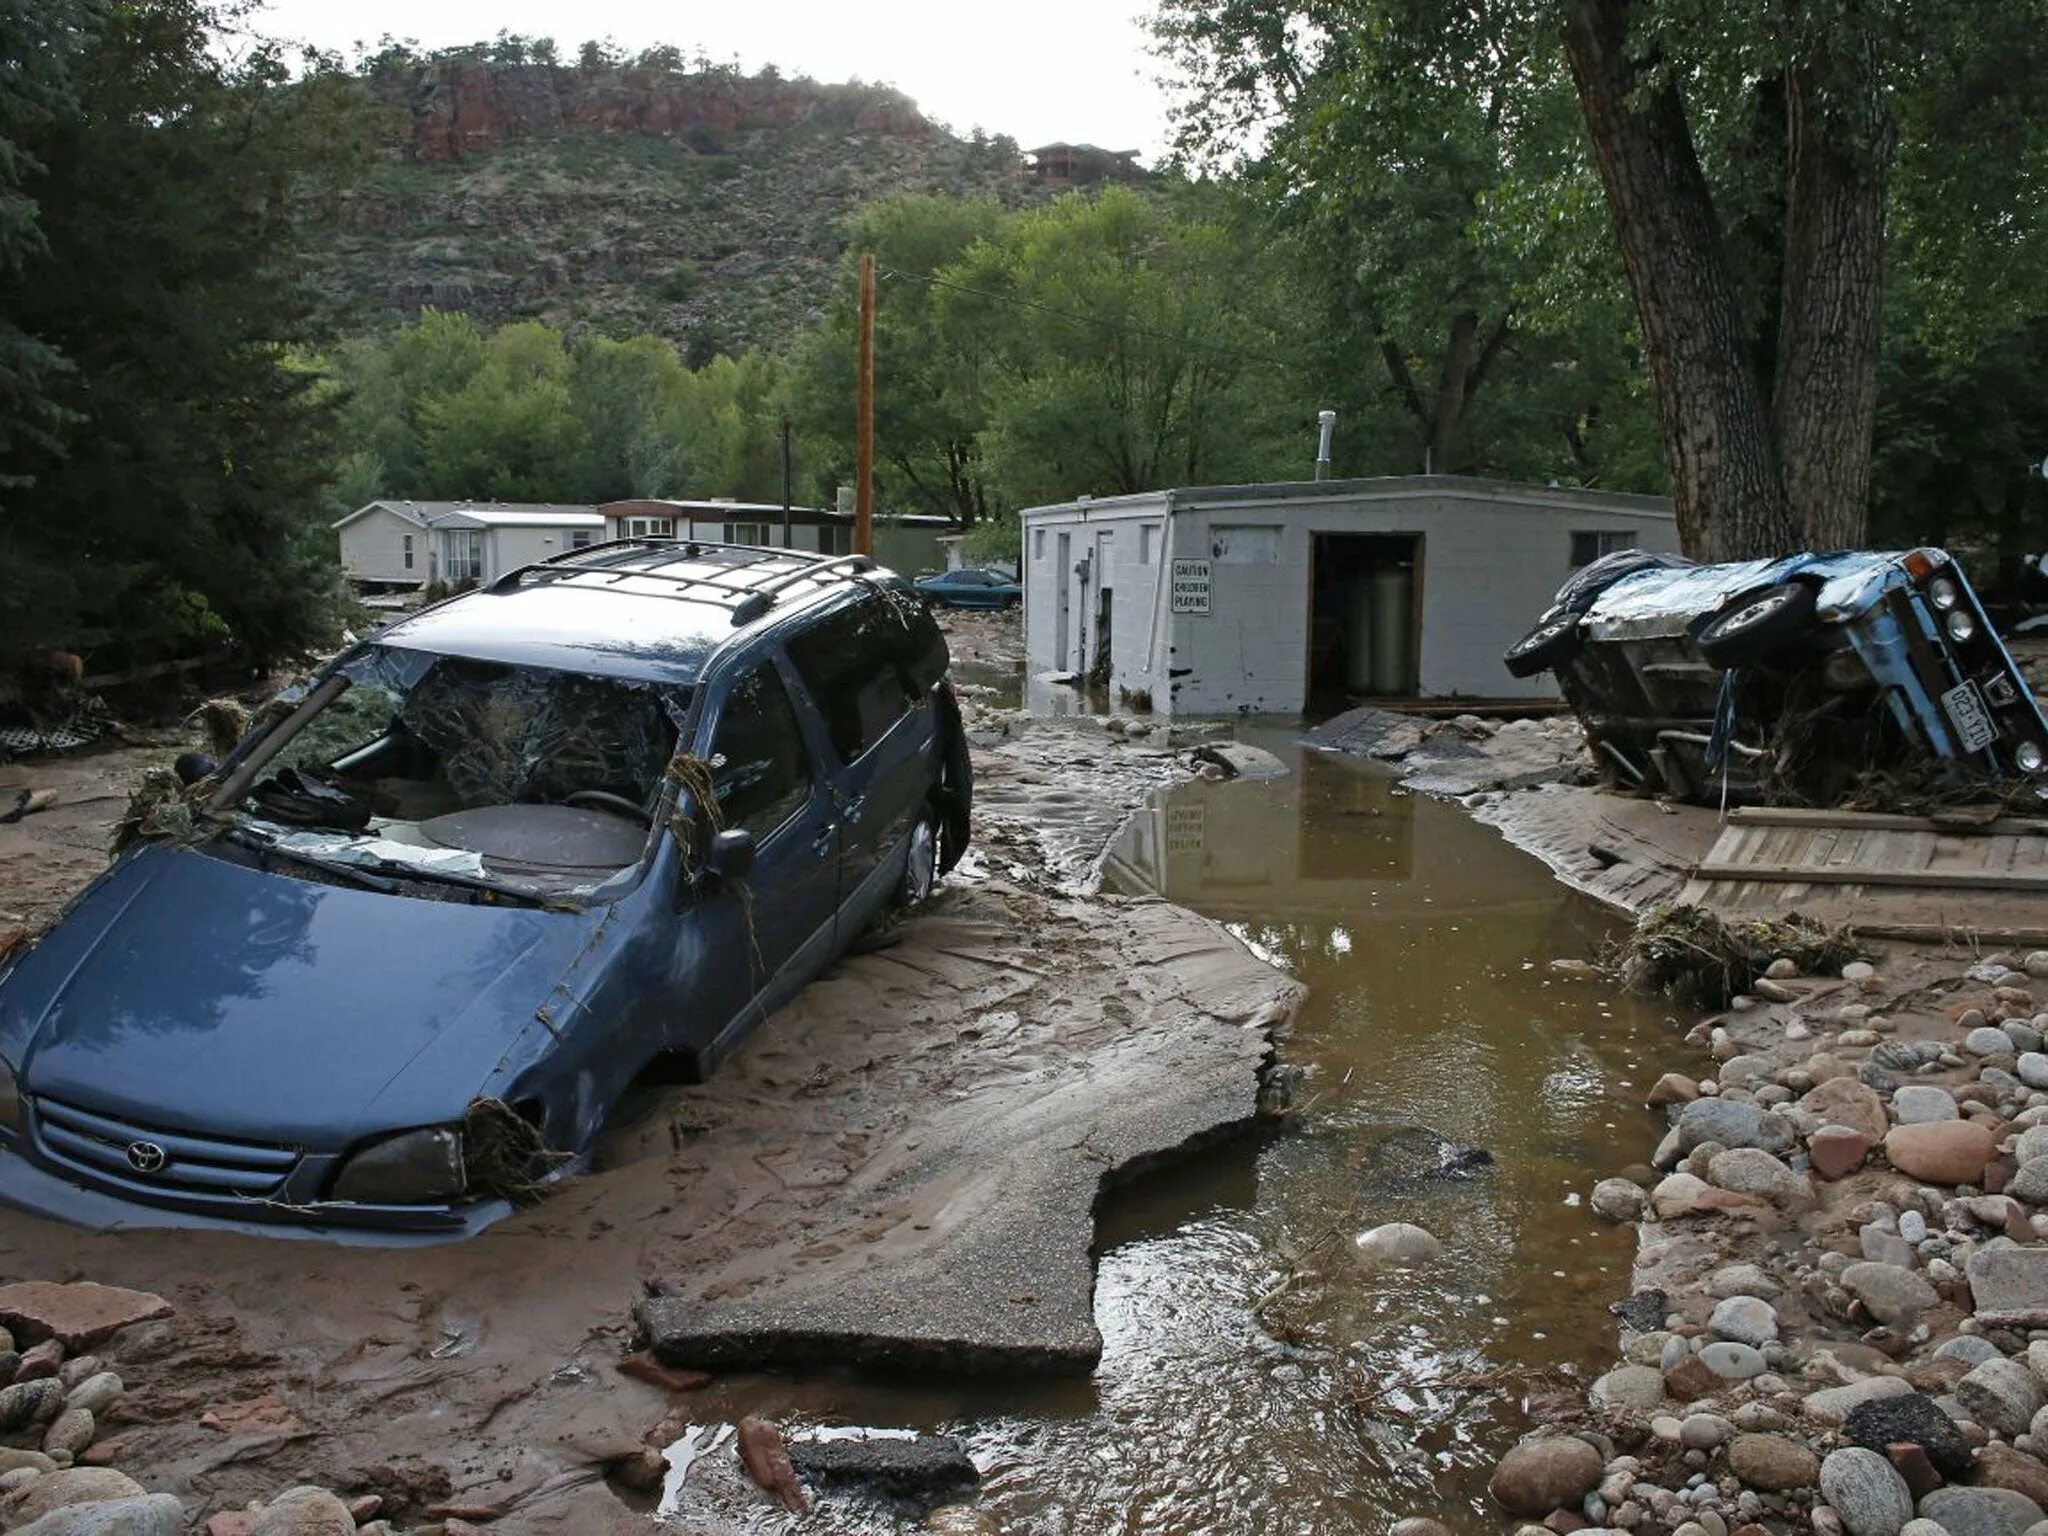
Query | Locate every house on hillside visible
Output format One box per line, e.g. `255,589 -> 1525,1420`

334,501 -> 607,590
1026,143 -> 1143,187
1020,475 -> 1678,715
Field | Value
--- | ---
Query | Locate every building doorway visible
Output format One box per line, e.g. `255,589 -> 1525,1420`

1308,533 -> 1421,707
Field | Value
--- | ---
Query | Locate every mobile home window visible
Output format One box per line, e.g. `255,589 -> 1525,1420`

1570,530 -> 1636,567
726,522 -> 771,546
626,517 -> 675,539
443,530 -> 485,584
402,534 -> 414,570
569,530 -> 594,549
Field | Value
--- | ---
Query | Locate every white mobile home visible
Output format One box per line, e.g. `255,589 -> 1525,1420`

1021,476 -> 1678,716
334,501 -> 606,589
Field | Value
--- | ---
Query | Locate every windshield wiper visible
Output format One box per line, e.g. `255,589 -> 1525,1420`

224,828 -> 401,893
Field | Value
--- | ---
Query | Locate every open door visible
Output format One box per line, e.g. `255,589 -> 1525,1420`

1308,533 -> 1421,709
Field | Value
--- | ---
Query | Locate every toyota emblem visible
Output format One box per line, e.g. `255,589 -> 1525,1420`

125,1141 -> 167,1175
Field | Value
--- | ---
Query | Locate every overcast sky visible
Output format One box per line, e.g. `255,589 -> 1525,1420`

253,0 -> 1178,159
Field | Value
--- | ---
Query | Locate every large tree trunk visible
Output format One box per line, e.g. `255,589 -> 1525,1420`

1562,0 -> 1797,559
1772,46 -> 1891,550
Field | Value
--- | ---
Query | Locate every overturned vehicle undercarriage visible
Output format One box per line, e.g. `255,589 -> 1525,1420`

1504,547 -> 2048,809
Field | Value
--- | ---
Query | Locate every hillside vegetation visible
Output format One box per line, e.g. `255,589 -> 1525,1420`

314,48 -> 1038,357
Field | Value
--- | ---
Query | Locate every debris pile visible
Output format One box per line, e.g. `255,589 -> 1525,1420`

1619,903 -> 1867,1009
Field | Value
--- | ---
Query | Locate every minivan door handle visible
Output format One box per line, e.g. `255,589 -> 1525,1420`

810,823 -> 835,858
837,795 -> 866,825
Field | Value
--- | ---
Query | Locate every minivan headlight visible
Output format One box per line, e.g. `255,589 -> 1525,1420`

2018,741 -> 2047,775
1947,610 -> 1978,643
330,1127 -> 465,1204
0,1059 -> 20,1134
1928,575 -> 1960,611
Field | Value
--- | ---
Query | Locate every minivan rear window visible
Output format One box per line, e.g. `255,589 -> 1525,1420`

786,595 -> 916,762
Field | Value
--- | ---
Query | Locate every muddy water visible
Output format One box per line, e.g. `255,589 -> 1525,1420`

682,733 -> 1696,1534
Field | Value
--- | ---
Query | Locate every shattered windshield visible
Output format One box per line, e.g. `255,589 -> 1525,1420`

217,646 -> 685,898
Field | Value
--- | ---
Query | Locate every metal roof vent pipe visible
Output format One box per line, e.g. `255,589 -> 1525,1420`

1315,410 -> 1336,481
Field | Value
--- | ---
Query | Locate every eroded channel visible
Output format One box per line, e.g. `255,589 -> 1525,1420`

661,732 -> 1699,1534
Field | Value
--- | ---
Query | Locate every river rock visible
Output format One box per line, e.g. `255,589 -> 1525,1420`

1886,1121 -> 1996,1184
1917,1487 -> 2047,1536
1699,1341 -> 1767,1380
1970,1248 -> 2048,1327
1819,1447 -> 1914,1536
1710,1263 -> 1782,1299
1808,1078 -> 1891,1141
11,1494 -> 184,1536
0,1470 -> 149,1528
1938,1336 -> 2006,1368
1649,1074 -> 1700,1106
1590,1365 -> 1667,1411
1488,1434 -> 1605,1515
1709,1296 -> 1780,1348
1651,1172 -> 1765,1219
0,1380 -> 66,1433
1813,1125 -> 1877,1180
2021,1055 -> 2048,1091
248,1486 -> 357,1536
1974,1444 -> 2048,1510
1591,1179 -> 1649,1222
61,1377 -> 120,1418
1969,1026 -> 2019,1056
1896,1086 -> 1962,1123
1355,1223 -> 1444,1265
1729,1432 -> 1819,1491
1709,1147 -> 1809,1205
1679,1098 -> 1796,1155
2008,1160 -> 2048,1205
1843,1262 -> 1940,1326
1389,1522 -> 1455,1536
1959,1357 -> 2046,1436
41,1408 -> 93,1459
1805,1376 -> 1916,1424
1843,1392 -> 1973,1479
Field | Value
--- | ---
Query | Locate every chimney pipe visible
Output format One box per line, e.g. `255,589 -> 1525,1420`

1315,410 -> 1336,480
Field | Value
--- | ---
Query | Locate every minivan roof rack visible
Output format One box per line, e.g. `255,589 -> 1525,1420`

487,538 -> 878,625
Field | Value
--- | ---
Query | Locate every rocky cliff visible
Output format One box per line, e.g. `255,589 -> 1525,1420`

310,57 -> 1024,355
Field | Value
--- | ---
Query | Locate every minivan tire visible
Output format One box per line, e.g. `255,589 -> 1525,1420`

899,808 -> 939,906
1696,583 -> 1819,669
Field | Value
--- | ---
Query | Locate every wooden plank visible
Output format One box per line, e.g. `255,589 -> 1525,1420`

1692,861 -> 2048,892
1726,805 -> 2048,836
1850,920 -> 2048,946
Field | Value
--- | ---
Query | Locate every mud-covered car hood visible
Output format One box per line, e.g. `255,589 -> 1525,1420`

1582,551 -> 1920,643
0,843 -> 598,1147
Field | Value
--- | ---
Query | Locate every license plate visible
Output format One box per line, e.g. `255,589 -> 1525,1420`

1942,680 -> 1997,753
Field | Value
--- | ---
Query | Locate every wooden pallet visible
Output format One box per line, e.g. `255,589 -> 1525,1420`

1678,805 -> 2048,945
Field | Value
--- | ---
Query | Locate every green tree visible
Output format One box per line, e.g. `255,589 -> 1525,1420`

418,322 -> 585,499
0,0 -> 376,668
789,193 -> 1006,526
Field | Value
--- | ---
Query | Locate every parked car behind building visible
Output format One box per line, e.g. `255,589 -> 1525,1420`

0,541 -> 972,1238
914,568 -> 1022,610
1504,547 -> 2048,805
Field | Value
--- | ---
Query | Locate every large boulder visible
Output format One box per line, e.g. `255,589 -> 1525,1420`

1677,1098 -> 1796,1155
0,1469 -> 149,1530
12,1495 -> 184,1536
1488,1435 -> 1604,1516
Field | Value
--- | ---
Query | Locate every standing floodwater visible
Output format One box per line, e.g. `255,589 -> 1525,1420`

952,734 -> 1693,1532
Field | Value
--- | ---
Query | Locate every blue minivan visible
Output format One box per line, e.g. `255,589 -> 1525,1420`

0,541 -> 972,1238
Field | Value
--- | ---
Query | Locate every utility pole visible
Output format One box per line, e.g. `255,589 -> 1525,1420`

779,414 -> 793,549
855,252 -> 875,558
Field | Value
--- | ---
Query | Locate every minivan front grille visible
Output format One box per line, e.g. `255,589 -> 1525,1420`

33,1097 -> 300,1200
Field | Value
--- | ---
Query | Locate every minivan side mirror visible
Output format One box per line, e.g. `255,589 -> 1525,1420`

702,827 -> 756,885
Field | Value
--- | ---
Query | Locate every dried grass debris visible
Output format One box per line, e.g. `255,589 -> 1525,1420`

1617,902 -> 1865,1008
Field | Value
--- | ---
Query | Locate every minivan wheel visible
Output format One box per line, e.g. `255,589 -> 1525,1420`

900,809 -> 939,906
1503,615 -> 1582,679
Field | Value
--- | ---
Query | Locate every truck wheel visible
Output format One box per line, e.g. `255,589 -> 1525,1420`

1696,584 -> 1819,669
1503,615 -> 1582,679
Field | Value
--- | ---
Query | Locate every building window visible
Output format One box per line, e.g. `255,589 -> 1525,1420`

443,530 -> 485,584
402,534 -> 414,571
570,530 -> 594,550
625,517 -> 675,539
1570,530 -> 1637,567
726,522 -> 771,547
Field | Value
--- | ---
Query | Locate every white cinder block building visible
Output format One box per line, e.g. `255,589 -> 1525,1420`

1020,476 -> 1679,716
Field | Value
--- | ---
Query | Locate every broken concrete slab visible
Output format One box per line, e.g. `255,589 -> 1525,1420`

785,1433 -> 978,1505
1967,1247 -> 2048,1328
638,891 -> 1297,1376
0,1283 -> 171,1349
